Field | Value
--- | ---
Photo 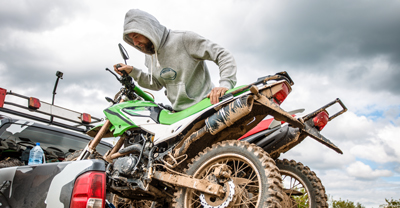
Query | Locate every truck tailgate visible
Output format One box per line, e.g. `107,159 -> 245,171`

0,159 -> 106,208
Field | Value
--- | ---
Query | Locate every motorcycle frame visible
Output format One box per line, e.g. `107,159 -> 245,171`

77,73 -> 303,196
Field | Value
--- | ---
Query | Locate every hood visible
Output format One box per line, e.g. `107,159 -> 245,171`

123,9 -> 168,54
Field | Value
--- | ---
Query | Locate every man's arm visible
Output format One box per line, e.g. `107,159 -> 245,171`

183,31 -> 237,104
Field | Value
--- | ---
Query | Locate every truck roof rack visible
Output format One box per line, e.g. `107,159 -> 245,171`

0,87 -> 103,133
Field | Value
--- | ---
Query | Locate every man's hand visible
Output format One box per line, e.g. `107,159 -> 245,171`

113,63 -> 133,76
207,87 -> 229,105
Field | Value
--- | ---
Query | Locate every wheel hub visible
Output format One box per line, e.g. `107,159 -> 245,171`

199,180 -> 235,208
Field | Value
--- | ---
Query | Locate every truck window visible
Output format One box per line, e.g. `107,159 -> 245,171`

0,122 -> 110,164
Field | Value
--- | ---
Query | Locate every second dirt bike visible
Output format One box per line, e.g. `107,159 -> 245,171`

240,99 -> 347,207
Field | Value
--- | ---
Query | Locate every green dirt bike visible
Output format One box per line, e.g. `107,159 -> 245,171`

71,44 -> 307,208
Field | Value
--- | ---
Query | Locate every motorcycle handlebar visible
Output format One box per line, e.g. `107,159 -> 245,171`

105,68 -> 155,103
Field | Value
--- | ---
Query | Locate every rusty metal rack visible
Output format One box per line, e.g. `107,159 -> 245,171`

0,87 -> 103,133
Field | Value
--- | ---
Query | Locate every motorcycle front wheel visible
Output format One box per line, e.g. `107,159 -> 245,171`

276,159 -> 328,208
173,140 -> 283,208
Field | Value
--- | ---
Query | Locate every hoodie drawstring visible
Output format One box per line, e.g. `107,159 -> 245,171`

149,52 -> 160,86
150,55 -> 154,85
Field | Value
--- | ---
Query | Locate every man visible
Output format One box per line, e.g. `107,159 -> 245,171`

114,9 -> 237,111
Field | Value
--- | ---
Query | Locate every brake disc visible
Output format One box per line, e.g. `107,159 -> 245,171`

199,180 -> 235,208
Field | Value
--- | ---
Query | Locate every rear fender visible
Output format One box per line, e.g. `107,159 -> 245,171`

299,98 -> 347,154
301,119 -> 343,154
251,85 -> 304,129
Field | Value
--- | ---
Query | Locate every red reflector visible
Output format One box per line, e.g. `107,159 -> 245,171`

70,171 -> 105,208
313,111 -> 329,131
81,113 -> 92,124
273,83 -> 289,105
0,88 -> 6,108
29,97 -> 41,109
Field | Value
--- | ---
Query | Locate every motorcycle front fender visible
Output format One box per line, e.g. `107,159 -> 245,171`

86,123 -> 115,138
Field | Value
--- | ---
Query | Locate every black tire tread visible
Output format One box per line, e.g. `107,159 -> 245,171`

276,159 -> 328,208
173,140 -> 283,208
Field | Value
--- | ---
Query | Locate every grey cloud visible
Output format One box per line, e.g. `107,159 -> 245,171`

334,62 -> 400,95
0,44 -> 118,102
0,0 -> 91,97
0,0 -> 86,32
369,67 -> 400,95
227,0 -> 400,99
232,0 -> 400,68
384,107 -> 400,120
383,144 -> 396,158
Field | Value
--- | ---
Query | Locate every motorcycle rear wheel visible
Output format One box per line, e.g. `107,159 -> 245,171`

173,140 -> 283,208
276,159 -> 328,208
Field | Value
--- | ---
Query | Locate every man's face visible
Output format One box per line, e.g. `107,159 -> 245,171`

128,33 -> 155,54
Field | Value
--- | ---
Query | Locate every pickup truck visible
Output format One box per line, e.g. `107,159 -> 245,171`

0,87 -> 113,208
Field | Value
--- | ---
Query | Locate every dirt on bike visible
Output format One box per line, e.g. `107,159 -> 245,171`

67,43 -> 321,208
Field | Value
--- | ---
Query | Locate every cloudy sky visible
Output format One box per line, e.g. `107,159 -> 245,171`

1,0 -> 399,207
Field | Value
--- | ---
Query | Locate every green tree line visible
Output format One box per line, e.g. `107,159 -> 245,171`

329,197 -> 400,208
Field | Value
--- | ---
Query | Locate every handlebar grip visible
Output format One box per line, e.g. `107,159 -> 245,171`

116,64 -> 129,76
115,64 -> 154,102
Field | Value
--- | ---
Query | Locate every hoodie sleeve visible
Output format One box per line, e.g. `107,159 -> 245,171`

182,31 -> 237,89
129,61 -> 163,91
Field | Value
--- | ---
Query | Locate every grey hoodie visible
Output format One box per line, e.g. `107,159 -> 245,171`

123,9 -> 237,111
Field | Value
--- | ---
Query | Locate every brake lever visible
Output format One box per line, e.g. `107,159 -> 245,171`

105,68 -> 121,81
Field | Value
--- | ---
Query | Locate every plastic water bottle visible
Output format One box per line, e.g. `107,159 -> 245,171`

28,143 -> 44,165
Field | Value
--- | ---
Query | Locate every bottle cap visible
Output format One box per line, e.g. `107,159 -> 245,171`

36,142 -> 40,146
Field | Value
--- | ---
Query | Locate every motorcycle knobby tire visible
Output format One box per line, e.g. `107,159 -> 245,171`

276,159 -> 328,208
173,140 -> 283,208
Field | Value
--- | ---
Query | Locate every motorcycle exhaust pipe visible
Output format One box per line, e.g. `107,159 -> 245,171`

174,95 -> 254,157
205,95 -> 254,135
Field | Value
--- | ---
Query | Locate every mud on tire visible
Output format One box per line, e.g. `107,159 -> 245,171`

276,159 -> 328,208
173,140 -> 283,208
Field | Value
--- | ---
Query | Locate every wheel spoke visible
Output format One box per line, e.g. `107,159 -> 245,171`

179,141 -> 282,208
235,161 -> 248,175
235,194 -> 258,207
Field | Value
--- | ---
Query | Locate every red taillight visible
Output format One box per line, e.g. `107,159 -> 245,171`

273,83 -> 289,105
28,97 -> 41,109
0,88 -> 6,108
70,171 -> 106,208
81,113 -> 92,124
313,111 -> 329,131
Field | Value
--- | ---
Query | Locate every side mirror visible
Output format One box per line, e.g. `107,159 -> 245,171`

118,43 -> 129,64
